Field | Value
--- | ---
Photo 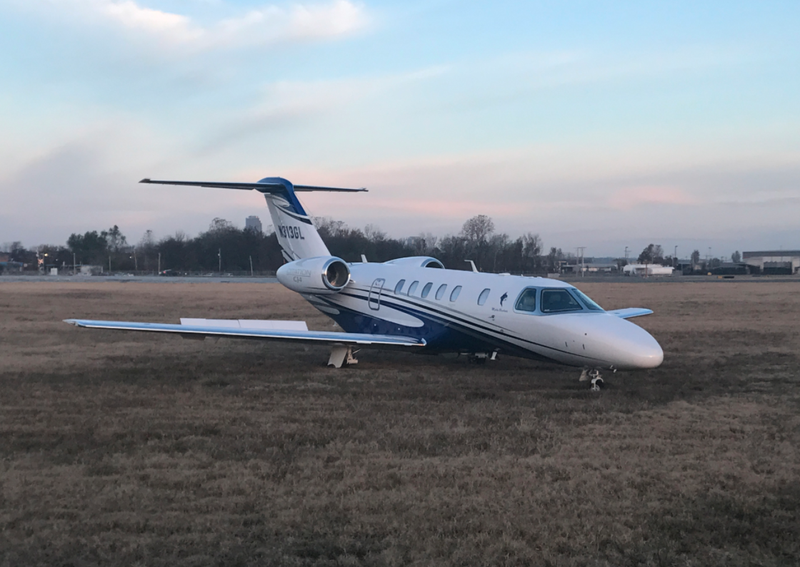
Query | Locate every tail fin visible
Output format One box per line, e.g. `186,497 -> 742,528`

140,177 -> 366,261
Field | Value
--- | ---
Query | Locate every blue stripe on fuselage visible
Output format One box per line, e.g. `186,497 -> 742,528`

310,290 -> 580,363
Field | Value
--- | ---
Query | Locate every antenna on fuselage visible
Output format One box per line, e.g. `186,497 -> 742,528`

465,260 -> 479,273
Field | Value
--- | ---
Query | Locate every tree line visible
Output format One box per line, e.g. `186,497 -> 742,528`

3,215 -> 561,275
2,215 -> 740,275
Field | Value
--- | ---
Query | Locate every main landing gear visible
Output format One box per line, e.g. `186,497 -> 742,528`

579,367 -> 613,391
328,345 -> 359,368
467,351 -> 498,365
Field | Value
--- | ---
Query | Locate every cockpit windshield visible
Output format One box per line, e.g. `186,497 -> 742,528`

541,289 -> 583,313
571,289 -> 604,311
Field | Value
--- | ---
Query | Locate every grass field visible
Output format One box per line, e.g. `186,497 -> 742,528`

1,280 -> 799,566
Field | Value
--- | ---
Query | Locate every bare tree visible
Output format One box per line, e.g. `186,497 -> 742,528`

461,215 -> 495,246
363,224 -> 386,242
638,244 -> 664,264
521,232 -> 542,273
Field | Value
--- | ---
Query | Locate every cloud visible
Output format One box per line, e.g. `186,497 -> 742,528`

217,0 -> 368,44
10,0 -> 370,51
199,66 -> 449,150
99,1 -> 202,43
607,186 -> 699,210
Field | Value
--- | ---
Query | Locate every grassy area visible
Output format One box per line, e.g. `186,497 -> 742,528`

1,281 -> 799,566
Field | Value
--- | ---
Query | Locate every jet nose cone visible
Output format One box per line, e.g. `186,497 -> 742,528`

630,333 -> 664,369
593,315 -> 664,370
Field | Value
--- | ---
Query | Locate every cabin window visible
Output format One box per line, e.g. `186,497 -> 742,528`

408,281 -> 419,295
541,289 -> 583,313
435,284 -> 447,300
450,285 -> 462,302
514,288 -> 538,312
421,282 -> 433,298
477,288 -> 490,306
572,289 -> 603,311
394,279 -> 405,294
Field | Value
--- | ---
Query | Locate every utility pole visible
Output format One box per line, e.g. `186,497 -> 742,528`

576,246 -> 586,277
158,252 -> 161,275
624,246 -> 629,261
108,255 -> 111,274
133,248 -> 138,272
249,255 -> 254,277
674,245 -> 678,268
73,253 -> 76,275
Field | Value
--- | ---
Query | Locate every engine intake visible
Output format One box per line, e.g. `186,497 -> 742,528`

277,256 -> 351,295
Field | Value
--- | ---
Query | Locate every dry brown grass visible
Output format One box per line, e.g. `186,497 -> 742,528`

1,280 -> 799,566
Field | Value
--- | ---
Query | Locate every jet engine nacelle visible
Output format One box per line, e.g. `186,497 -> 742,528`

383,256 -> 445,269
277,256 -> 351,295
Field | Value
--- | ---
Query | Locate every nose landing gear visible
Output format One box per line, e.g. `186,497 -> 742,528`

579,367 -> 607,391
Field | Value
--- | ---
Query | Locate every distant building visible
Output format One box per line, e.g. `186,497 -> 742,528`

743,250 -> 800,275
561,257 -> 619,275
623,264 -> 674,276
245,216 -> 263,233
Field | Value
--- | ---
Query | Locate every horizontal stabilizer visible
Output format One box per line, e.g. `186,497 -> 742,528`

607,308 -> 654,319
64,319 -> 426,348
140,179 -> 367,192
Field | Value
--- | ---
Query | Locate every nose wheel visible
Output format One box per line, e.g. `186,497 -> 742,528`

580,368 -> 605,391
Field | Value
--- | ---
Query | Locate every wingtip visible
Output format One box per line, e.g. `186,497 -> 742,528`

139,178 -> 151,184
63,319 -> 79,326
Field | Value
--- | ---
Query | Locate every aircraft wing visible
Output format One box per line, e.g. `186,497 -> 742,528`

64,319 -> 426,348
607,308 -> 654,319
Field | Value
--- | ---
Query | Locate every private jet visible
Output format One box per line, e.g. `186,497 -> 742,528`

65,177 -> 663,390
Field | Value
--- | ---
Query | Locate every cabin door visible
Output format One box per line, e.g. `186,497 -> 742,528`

368,278 -> 385,310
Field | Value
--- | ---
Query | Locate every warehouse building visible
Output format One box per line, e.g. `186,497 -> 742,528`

742,250 -> 800,275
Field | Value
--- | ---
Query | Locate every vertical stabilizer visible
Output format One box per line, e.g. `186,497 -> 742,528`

258,177 -> 330,261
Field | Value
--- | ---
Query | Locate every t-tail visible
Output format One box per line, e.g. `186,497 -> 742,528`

140,177 -> 366,261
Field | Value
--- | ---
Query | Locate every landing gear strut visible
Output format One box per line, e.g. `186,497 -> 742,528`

579,368 -> 604,391
467,351 -> 498,365
328,345 -> 359,368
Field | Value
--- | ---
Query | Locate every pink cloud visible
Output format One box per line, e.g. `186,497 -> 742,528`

607,186 -> 698,210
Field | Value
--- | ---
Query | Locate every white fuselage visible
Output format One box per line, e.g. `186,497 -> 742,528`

294,262 -> 664,370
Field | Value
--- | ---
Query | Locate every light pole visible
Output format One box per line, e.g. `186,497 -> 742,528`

674,245 -> 678,268
218,248 -> 222,274
577,246 -> 586,277
158,252 -> 161,275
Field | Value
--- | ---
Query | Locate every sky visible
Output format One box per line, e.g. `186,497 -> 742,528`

1,0 -> 798,259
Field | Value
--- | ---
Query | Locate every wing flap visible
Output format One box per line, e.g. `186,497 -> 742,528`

179,318 -> 308,331
607,308 -> 654,319
64,319 -> 425,347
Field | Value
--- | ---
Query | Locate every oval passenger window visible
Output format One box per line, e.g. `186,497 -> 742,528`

421,282 -> 433,298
